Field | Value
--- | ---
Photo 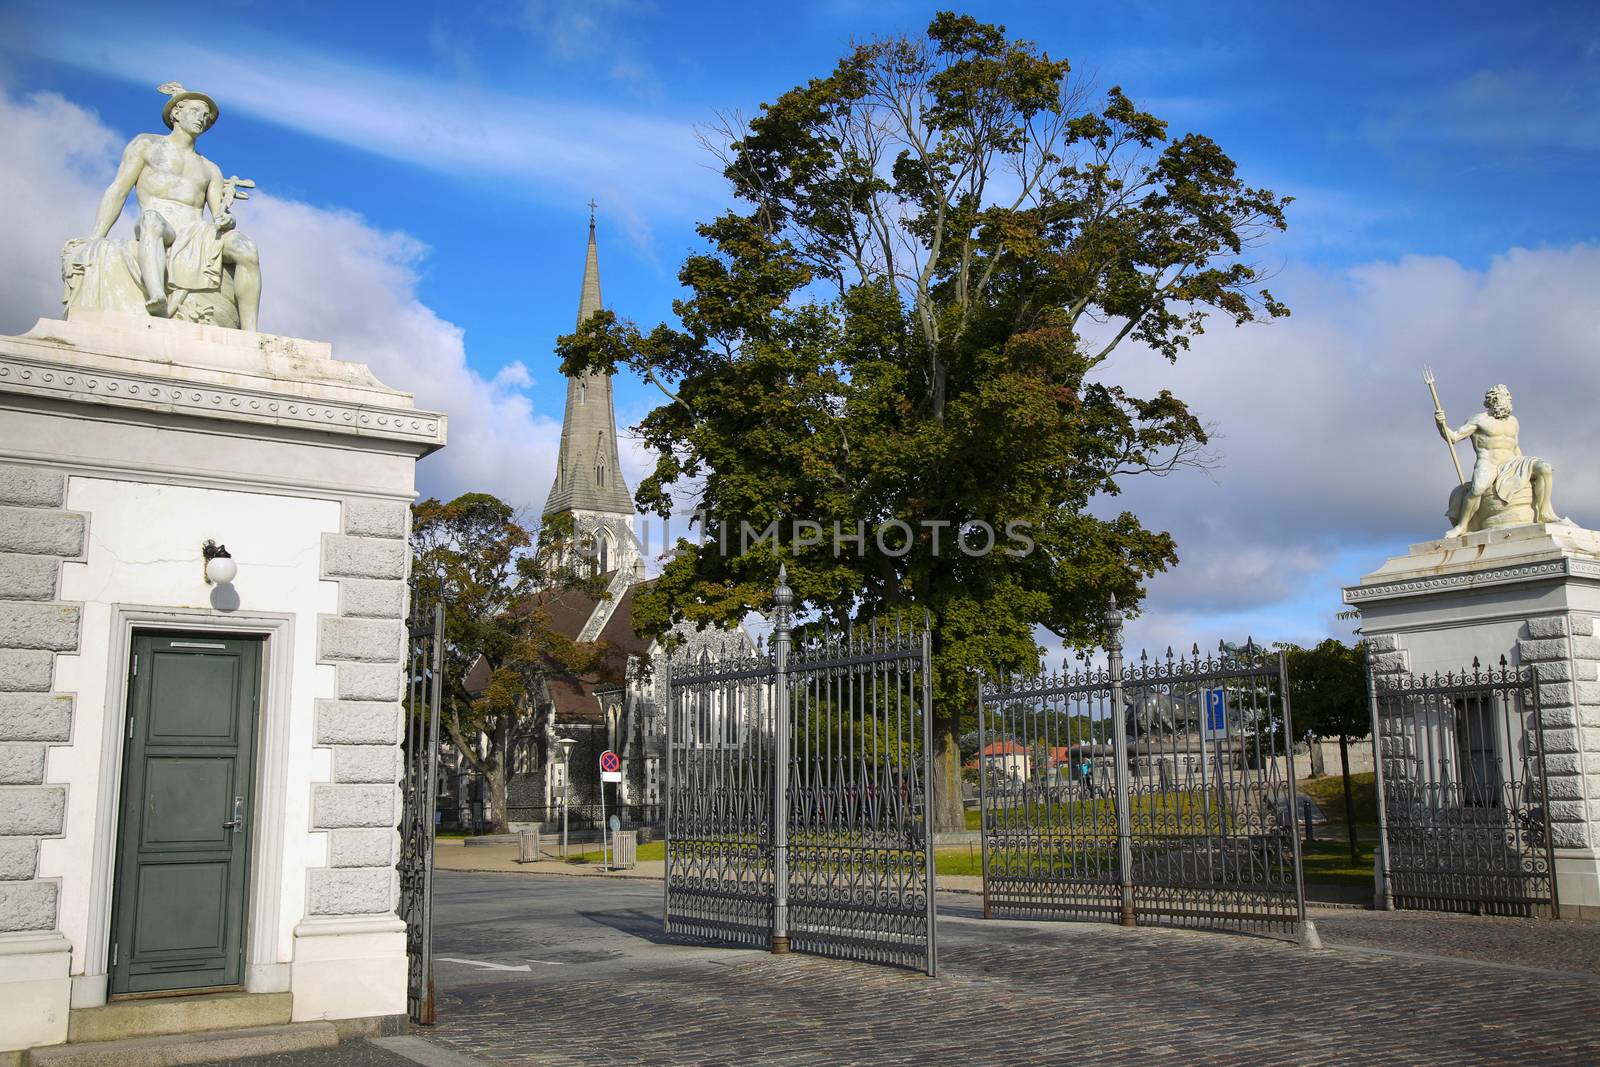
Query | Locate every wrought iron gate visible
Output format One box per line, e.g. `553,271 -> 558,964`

664,570 -> 936,974
399,590 -> 444,1024
978,602 -> 1307,936
1370,659 -> 1556,917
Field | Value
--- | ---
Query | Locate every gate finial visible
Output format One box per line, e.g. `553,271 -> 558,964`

1103,594 -> 1124,652
773,564 -> 793,632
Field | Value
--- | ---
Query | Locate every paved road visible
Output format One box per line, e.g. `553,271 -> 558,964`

401,871 -> 1600,1066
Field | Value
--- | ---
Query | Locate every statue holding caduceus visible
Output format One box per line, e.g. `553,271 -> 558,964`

1423,367 -> 1568,538
60,83 -> 261,331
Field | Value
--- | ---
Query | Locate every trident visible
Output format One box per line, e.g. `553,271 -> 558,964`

1422,364 -> 1466,484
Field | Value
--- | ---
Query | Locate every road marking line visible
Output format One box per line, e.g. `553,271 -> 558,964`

436,957 -> 533,972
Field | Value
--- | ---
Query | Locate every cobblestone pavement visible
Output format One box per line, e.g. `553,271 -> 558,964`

412,872 -> 1600,1066
1311,906 -> 1600,976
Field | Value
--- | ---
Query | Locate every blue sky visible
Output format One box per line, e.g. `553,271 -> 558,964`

2,0 -> 1598,655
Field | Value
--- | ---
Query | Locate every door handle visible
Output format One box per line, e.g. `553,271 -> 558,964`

222,796 -> 245,834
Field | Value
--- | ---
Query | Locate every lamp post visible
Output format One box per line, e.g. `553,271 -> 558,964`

556,736 -> 577,859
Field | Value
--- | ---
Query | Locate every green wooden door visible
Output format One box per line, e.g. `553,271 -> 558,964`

110,633 -> 261,995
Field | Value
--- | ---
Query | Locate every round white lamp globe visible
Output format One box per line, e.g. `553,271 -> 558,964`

205,554 -> 238,585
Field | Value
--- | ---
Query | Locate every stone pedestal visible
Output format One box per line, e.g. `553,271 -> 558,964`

0,312 -> 444,1053
1345,523 -> 1600,916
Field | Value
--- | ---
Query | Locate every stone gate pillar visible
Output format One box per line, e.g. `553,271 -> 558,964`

1346,524 -> 1600,917
0,311 -> 444,1054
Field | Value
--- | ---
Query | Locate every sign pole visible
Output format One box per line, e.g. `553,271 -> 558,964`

598,749 -> 623,872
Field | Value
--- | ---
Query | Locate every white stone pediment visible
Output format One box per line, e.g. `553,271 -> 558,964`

1,312 -> 445,452
1345,523 -> 1600,604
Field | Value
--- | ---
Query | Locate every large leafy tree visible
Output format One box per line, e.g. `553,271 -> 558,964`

411,494 -> 605,832
560,13 -> 1290,830
1284,639 -> 1368,861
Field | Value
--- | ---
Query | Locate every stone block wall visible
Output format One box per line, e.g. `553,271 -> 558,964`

0,464 -> 81,934
1516,614 -> 1599,850
1360,633 -> 1413,782
310,500 -> 409,917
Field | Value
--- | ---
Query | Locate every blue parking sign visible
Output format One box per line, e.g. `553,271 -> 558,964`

1204,689 -> 1226,736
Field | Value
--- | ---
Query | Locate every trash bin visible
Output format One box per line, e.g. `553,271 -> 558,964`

612,830 -> 637,869
517,829 -> 541,863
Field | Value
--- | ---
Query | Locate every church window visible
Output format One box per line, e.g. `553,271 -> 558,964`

579,379 -> 587,405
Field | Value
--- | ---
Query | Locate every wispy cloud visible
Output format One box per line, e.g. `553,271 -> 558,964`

15,13 -> 719,248
1361,62 -> 1600,156
512,0 -> 662,96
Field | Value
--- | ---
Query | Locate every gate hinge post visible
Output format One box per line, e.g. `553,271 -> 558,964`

770,567 -> 793,956
1104,597 -> 1137,929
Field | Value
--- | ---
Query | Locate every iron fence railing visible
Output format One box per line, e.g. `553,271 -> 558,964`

1369,658 -> 1555,917
664,568 -> 936,974
979,600 -> 1309,940
398,590 -> 443,1026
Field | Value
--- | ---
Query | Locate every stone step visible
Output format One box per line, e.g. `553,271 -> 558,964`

28,1022 -> 337,1067
66,991 -> 293,1044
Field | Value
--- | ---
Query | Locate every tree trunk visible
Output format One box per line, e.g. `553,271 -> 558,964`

484,719 -> 509,834
931,719 -> 964,834
1339,733 -> 1358,863
486,760 -> 509,835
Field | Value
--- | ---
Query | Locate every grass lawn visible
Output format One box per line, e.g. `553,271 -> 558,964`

936,846 -> 986,877
963,795 -> 1190,832
939,840 -> 1376,885
1298,772 -> 1377,828
563,839 -> 667,865
561,835 -> 1370,887
1299,838 -> 1376,886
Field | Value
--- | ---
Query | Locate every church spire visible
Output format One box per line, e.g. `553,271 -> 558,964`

543,207 -> 635,524
578,199 -> 602,326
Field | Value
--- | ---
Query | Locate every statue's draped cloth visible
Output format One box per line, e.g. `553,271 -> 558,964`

1474,453 -> 1540,505
61,199 -> 229,323
144,198 -> 225,293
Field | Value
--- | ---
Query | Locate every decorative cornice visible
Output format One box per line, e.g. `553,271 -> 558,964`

0,351 -> 445,451
1343,558 -> 1580,603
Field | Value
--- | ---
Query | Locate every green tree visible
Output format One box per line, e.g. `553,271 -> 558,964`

559,12 -> 1289,830
1283,639 -> 1368,861
411,494 -> 606,832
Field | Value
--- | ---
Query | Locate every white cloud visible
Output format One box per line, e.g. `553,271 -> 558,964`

0,87 -> 564,514
0,90 -> 119,331
1088,244 -> 1600,652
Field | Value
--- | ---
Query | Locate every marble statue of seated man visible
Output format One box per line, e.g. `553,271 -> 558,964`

1437,384 -> 1564,538
60,83 -> 260,331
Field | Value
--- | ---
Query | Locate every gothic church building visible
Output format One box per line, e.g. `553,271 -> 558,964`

467,215 -> 748,835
